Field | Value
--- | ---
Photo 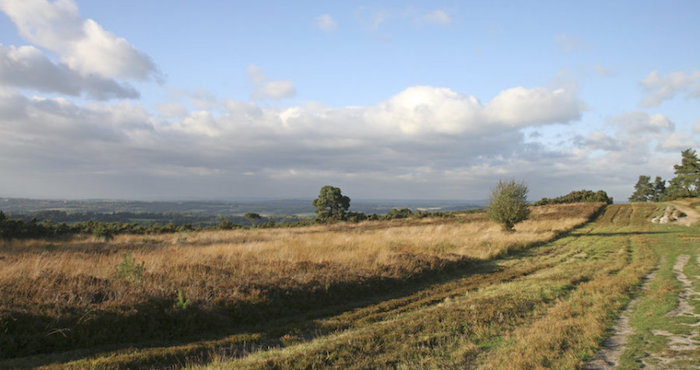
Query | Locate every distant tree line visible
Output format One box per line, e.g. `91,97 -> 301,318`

0,210 -> 305,241
0,211 -> 206,240
630,148 -> 700,202
533,190 -> 613,206
6,210 -> 286,227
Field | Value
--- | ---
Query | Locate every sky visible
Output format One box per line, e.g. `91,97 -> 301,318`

0,0 -> 699,202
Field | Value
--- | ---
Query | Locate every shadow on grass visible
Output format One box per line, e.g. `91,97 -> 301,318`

1,204 -> 614,368
1,256 -> 499,368
569,231 -> 672,237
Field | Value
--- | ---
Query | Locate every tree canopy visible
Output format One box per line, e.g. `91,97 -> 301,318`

312,185 -> 351,222
652,176 -> 666,202
666,148 -> 700,199
629,175 -> 654,202
244,212 -> 262,226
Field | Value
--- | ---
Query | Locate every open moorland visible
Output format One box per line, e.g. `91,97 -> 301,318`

1,200 -> 699,368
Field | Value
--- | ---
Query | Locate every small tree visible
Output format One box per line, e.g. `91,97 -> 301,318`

244,212 -> 262,227
312,185 -> 350,222
667,148 -> 700,199
629,175 -> 654,202
487,179 -> 531,232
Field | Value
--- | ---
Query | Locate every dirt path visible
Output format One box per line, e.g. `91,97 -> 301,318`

584,262 -> 660,369
643,254 -> 700,368
673,204 -> 700,226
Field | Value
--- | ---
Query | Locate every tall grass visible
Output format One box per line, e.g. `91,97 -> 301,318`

0,203 -> 602,359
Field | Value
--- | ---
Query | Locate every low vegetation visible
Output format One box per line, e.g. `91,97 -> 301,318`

2,200 -> 697,368
533,189 -> 613,206
0,202 -> 601,364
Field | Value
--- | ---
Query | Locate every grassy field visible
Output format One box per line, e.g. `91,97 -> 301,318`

1,201 -> 698,368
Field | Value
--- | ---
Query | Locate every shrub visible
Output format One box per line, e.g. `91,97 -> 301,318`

346,211 -> 368,222
487,180 -> 531,232
384,208 -> 413,220
92,224 -> 115,241
218,220 -> 236,230
534,190 -> 613,206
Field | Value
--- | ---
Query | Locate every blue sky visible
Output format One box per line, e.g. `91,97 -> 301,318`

0,0 -> 698,202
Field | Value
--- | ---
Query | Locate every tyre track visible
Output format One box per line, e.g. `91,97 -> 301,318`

644,254 -> 700,368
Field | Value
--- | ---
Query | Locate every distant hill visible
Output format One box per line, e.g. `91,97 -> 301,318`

0,197 -> 486,219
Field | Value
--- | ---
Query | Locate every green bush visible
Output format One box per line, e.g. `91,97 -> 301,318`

384,208 -> 413,220
487,180 -> 531,232
92,224 -> 115,241
534,190 -> 613,206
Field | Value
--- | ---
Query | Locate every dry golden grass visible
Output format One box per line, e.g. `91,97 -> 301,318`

0,203 -> 603,358
0,202 -> 600,278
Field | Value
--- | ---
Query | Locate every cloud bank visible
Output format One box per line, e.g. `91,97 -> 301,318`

0,82 -> 597,199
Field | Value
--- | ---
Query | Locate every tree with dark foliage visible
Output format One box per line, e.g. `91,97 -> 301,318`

312,185 -> 351,222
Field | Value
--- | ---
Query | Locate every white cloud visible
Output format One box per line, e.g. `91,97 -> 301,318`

485,86 -> 583,127
246,65 -> 266,83
157,103 -> 188,118
573,111 -> 689,171
695,117 -> 700,133
315,14 -> 337,32
65,19 -> 156,80
253,80 -> 296,100
0,44 -> 139,99
591,64 -> 612,77
370,10 -> 389,31
366,85 -> 583,136
247,65 -> 296,100
7,80 -> 680,202
357,7 -> 452,33
367,86 -> 482,135
640,69 -> 700,107
658,132 -> 696,151
0,84 -> 583,181
0,0 -> 158,80
554,34 -> 589,53
609,111 -> 675,133
421,10 -> 451,26
190,88 -> 218,109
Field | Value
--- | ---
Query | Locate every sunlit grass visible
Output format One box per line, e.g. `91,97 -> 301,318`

0,202 -> 603,364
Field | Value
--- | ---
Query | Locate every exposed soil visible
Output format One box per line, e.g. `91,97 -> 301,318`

671,203 -> 700,226
584,262 -> 660,369
651,204 -> 699,226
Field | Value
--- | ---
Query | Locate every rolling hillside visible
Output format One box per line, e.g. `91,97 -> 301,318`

1,201 -> 698,368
